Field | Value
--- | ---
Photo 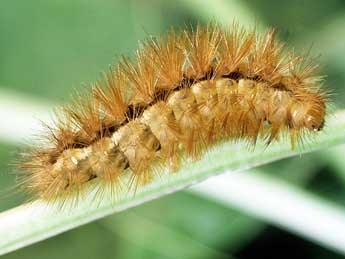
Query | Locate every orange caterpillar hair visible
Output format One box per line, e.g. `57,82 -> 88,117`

19,24 -> 327,201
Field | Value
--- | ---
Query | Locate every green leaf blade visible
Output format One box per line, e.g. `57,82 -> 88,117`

0,110 -> 345,256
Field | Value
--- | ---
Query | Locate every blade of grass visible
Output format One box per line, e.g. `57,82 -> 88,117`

191,169 -> 345,255
0,110 -> 345,255
0,89 -> 53,143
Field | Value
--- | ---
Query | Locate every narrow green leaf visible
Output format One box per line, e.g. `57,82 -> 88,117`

0,110 -> 345,256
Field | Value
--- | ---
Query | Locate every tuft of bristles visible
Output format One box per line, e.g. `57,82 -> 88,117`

18,23 -> 329,203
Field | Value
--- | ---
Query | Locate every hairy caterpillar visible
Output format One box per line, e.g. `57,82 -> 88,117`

18,24 -> 327,202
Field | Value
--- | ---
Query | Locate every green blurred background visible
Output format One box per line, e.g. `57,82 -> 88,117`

1,0 -> 345,258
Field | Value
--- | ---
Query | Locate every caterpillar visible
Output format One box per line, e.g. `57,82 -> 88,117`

18,24 -> 327,202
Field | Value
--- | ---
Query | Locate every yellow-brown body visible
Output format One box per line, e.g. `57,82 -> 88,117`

19,24 -> 327,200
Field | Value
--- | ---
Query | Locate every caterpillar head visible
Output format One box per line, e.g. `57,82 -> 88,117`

303,93 -> 326,132
290,92 -> 326,132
